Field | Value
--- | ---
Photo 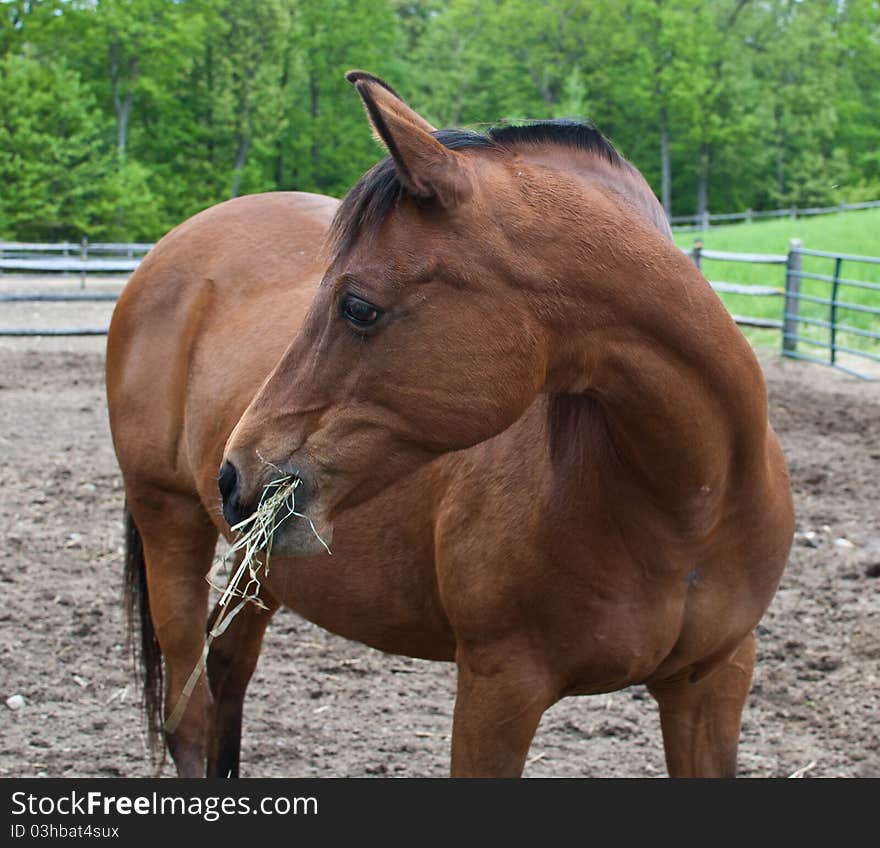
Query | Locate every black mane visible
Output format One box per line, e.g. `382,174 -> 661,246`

326,119 -> 623,262
488,119 -> 621,166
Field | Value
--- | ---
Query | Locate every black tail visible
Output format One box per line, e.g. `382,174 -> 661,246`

123,503 -> 165,754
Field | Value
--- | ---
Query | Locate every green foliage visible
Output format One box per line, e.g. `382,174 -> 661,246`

0,52 -> 115,239
283,0 -> 407,196
0,0 -> 878,240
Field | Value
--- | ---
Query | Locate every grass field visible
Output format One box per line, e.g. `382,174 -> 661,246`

673,208 -> 880,369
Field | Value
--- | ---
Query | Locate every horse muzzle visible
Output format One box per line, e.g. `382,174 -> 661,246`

218,457 -> 332,556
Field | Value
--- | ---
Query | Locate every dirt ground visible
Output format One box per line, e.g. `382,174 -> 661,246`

1,276 -> 878,778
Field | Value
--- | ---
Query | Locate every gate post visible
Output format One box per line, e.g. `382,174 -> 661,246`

830,256 -> 842,366
691,239 -> 703,271
782,238 -> 802,355
80,237 -> 88,288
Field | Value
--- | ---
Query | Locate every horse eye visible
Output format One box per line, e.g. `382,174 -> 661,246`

341,294 -> 381,327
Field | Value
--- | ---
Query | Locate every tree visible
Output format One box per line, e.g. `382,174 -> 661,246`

3,0 -> 880,239
282,0 -> 408,197
830,0 -> 880,199
745,0 -> 844,208
0,52 -> 152,239
57,0 -> 203,161
205,0 -> 290,198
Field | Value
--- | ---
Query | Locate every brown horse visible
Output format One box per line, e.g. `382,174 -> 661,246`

106,71 -> 794,778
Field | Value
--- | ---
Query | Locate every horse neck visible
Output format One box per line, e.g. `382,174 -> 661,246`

533,199 -> 769,509
510,143 -> 673,241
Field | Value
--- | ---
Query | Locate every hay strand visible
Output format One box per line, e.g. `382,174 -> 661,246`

164,475 -> 330,734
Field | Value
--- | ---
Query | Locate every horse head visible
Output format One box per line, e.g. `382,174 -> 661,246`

220,72 -> 564,553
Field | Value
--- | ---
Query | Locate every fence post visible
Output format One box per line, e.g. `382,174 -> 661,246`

782,238 -> 802,355
830,256 -> 842,366
80,237 -> 88,288
700,209 -> 710,231
745,208 -> 752,223
691,239 -> 703,272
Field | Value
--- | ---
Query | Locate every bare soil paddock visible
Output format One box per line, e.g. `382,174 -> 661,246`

1,279 -> 878,777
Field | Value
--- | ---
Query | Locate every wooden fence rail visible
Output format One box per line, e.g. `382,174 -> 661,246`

671,198 -> 880,231
2,240 -> 878,379
0,239 -> 154,285
0,240 -> 154,254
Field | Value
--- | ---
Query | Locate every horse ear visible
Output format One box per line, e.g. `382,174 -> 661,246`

346,70 -> 472,207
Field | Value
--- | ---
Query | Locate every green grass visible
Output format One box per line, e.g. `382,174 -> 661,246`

673,206 -> 880,256
672,208 -> 880,368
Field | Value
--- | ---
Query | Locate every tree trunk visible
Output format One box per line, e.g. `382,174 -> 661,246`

774,105 -> 785,200
309,70 -> 320,187
110,45 -> 137,160
230,135 -> 251,198
206,44 -> 215,168
274,50 -> 290,188
696,141 -> 710,219
660,106 -> 671,216
116,93 -> 133,159
230,70 -> 252,199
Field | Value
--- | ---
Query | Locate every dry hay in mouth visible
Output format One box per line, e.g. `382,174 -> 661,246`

164,475 -> 331,734
210,475 -> 331,607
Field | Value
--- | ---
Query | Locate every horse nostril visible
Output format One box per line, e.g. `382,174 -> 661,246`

218,460 -> 238,504
219,460 -> 252,527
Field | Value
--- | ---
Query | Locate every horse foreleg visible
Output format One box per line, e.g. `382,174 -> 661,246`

647,632 -> 756,778
450,649 -> 557,777
129,491 -> 218,778
206,586 -> 279,778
